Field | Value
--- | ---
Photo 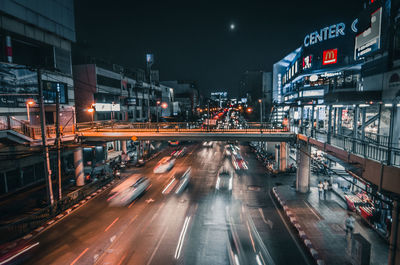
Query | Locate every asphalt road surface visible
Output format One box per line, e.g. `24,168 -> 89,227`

22,142 -> 311,265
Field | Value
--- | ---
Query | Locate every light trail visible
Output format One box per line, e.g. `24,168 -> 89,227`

174,216 -> 191,259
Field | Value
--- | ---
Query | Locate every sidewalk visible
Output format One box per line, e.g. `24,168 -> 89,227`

273,185 -> 389,265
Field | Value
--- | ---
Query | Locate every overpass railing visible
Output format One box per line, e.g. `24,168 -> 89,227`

76,121 -> 290,133
297,126 -> 400,167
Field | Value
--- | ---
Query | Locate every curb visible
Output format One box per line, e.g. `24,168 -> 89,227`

0,180 -> 116,263
272,187 -> 325,265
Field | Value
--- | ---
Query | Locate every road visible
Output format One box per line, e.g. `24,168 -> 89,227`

23,142 -> 310,265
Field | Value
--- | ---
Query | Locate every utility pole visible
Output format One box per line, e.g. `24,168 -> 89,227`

55,84 -> 62,201
37,69 -> 54,206
207,100 -> 210,131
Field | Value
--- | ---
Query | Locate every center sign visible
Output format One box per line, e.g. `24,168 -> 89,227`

304,23 -> 346,47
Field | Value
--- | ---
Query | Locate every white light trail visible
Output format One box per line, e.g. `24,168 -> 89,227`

174,216 -> 191,259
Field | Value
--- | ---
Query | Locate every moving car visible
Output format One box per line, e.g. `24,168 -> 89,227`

231,154 -> 248,170
153,156 -> 176,173
203,141 -> 213,147
168,140 -> 180,146
175,167 -> 191,194
108,176 -> 150,206
216,169 -> 233,192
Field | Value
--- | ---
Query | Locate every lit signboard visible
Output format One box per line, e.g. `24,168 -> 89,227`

322,48 -> 338,65
303,55 -> 312,69
94,103 -> 121,112
354,7 -> 382,60
304,23 -> 346,47
301,89 -> 324,97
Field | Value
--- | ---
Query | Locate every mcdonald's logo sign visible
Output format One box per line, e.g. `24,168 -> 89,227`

322,48 -> 337,65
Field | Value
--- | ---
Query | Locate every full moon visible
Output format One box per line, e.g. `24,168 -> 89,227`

230,24 -> 235,30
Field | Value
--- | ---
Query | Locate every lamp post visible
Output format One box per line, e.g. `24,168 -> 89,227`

258,99 -> 262,126
26,99 -> 35,124
156,100 -> 161,124
87,105 -> 95,126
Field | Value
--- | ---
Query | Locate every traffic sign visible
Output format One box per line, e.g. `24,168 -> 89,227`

131,136 -> 137,141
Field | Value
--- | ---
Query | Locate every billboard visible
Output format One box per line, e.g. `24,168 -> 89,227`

303,55 -> 312,69
42,81 -> 68,104
322,48 -> 338,65
0,63 -> 37,107
354,7 -> 382,60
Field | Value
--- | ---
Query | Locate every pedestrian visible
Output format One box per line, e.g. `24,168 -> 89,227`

318,181 -> 323,199
345,213 -> 355,238
323,179 -> 329,199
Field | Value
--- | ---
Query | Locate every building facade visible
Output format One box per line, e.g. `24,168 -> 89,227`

0,0 -> 76,195
240,71 -> 272,121
161,80 -> 199,120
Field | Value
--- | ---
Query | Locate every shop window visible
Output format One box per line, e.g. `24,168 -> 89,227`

394,24 -> 400,60
23,166 -> 35,185
6,169 -> 21,191
34,163 -> 44,181
0,173 -> 6,194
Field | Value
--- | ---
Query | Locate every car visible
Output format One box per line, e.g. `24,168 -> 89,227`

168,140 -> 180,146
216,169 -> 233,192
203,141 -> 213,147
135,158 -> 145,167
175,167 -> 191,194
172,147 -> 187,158
231,154 -> 248,170
108,176 -> 150,206
153,156 -> 176,173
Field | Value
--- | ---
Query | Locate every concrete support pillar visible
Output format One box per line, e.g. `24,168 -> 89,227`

275,144 -> 280,171
300,106 -> 304,134
361,107 -> 367,141
353,105 -> 359,139
296,140 -> 310,193
327,105 -> 332,144
338,108 -> 343,135
74,147 -> 85,187
389,201 -> 400,265
311,105 -> 315,137
279,142 -> 288,172
388,105 -> 400,165
333,107 -> 337,136
121,140 -> 127,153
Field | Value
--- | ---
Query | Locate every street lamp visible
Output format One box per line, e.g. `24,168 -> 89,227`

156,100 -> 161,124
26,99 -> 35,124
246,107 -> 253,113
258,99 -> 263,125
87,104 -> 95,126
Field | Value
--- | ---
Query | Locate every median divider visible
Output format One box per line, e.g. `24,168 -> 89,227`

271,187 -> 325,265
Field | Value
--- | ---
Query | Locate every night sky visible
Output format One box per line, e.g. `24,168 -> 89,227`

74,0 -> 363,97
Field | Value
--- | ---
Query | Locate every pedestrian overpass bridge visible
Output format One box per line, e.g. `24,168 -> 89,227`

76,122 -> 296,142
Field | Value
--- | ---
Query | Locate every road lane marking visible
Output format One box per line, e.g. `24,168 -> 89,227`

146,227 -> 169,265
145,198 -> 155,203
116,254 -> 126,265
246,220 -> 257,252
162,178 -> 176,194
174,216 -> 191,259
128,200 -> 136,208
258,208 -> 273,229
129,215 -> 138,225
70,247 -> 89,265
141,202 -> 165,233
104,217 -> 119,232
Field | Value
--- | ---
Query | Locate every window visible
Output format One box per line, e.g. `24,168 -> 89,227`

97,75 -> 121,89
